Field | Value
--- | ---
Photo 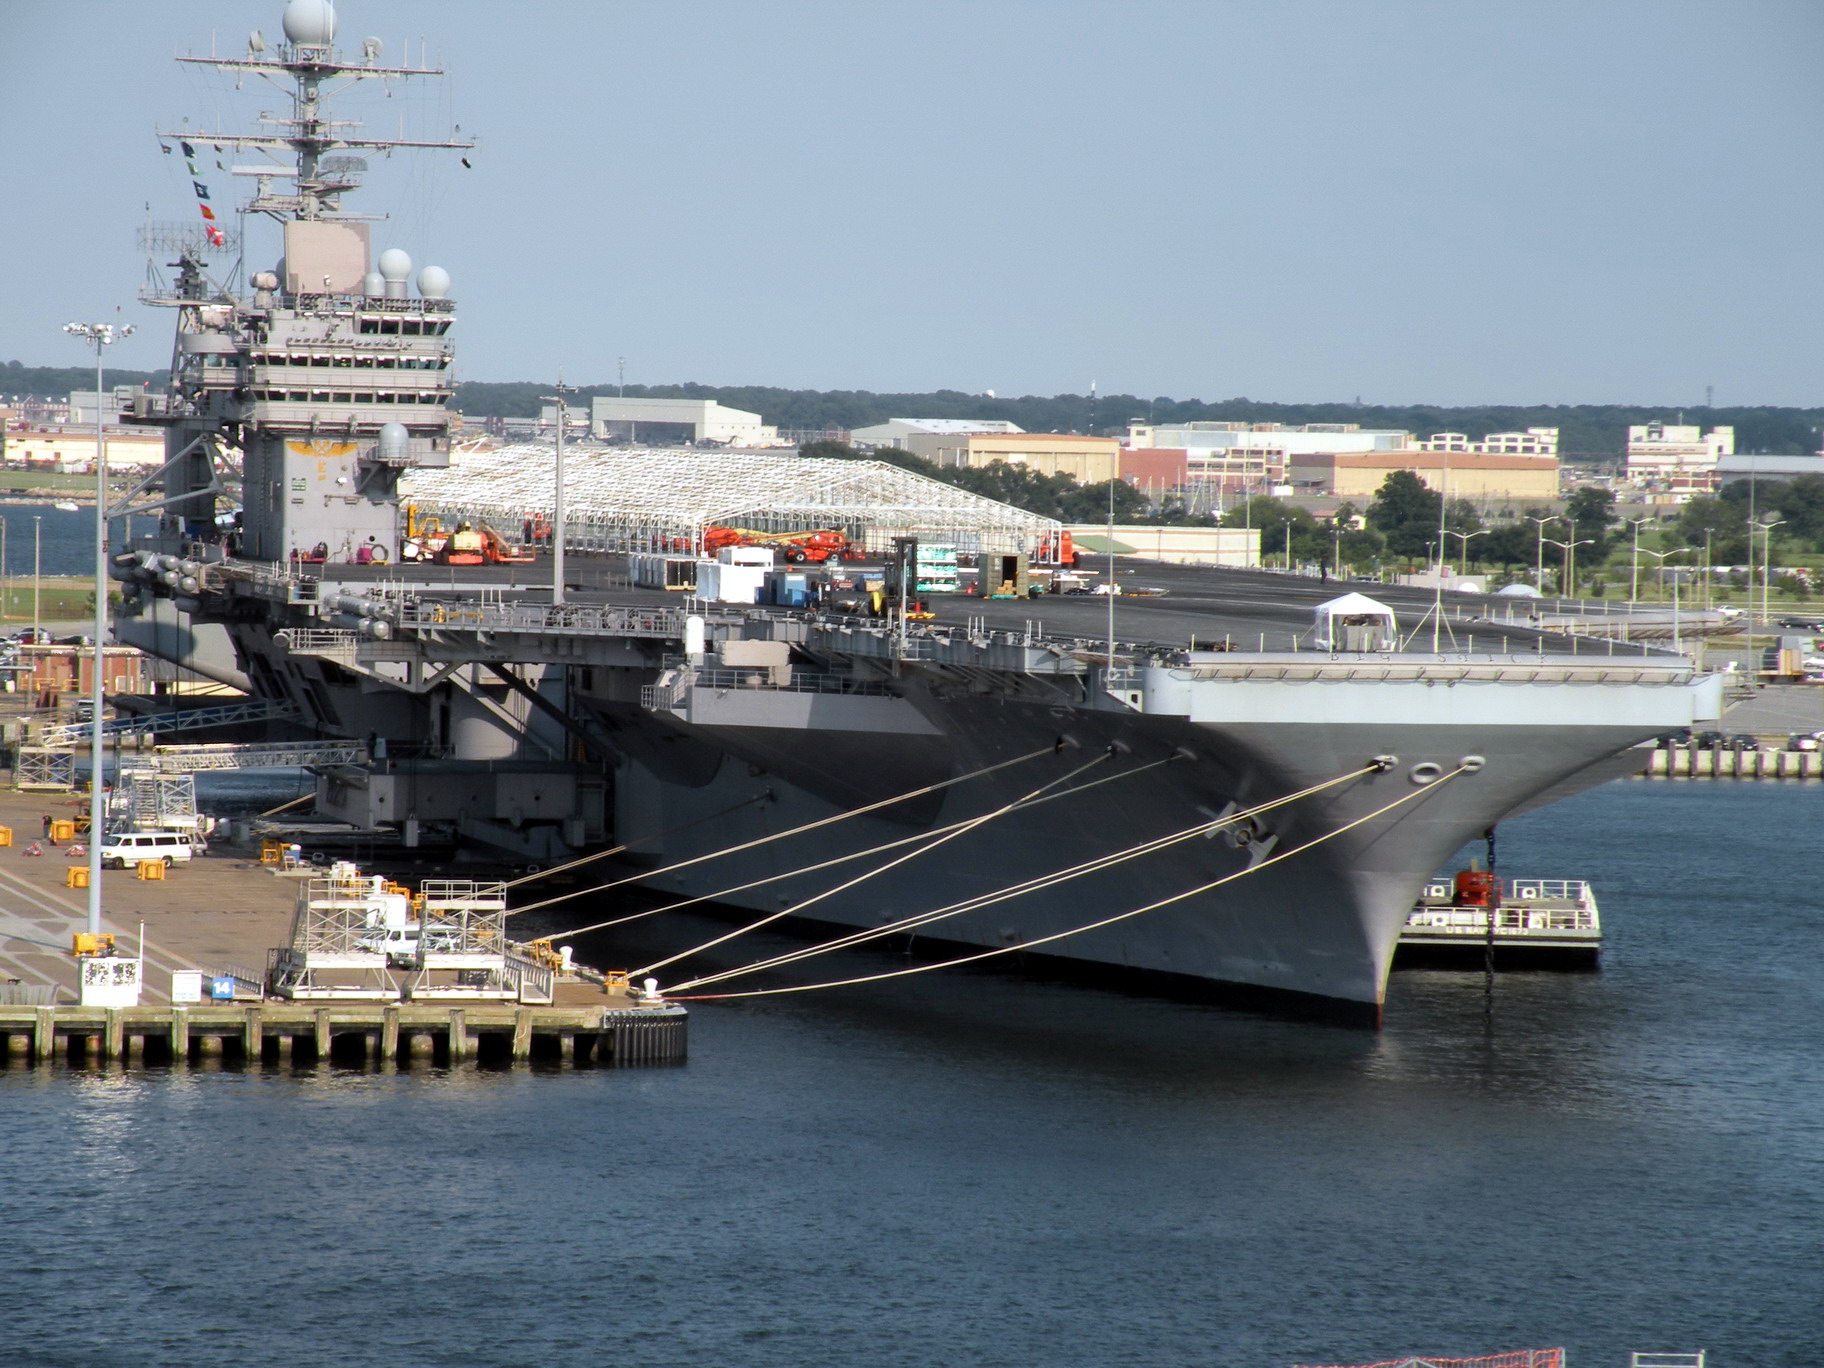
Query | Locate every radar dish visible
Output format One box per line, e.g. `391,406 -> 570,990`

282,0 -> 337,48
138,220 -> 239,257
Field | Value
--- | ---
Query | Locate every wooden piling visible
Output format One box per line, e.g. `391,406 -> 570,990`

1,1003 -> 685,1071
447,1009 -> 467,1063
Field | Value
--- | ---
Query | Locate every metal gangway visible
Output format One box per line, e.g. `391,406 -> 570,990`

148,740 -> 366,773
36,698 -> 300,750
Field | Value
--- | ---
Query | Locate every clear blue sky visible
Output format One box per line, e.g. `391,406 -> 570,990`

6,0 -> 1824,407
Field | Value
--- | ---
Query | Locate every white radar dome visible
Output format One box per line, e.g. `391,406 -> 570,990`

282,0 -> 337,48
377,422 -> 410,463
377,248 -> 413,282
417,265 -> 450,299
362,271 -> 385,297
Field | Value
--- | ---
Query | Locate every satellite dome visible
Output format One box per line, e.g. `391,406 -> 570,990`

417,265 -> 450,299
282,0 -> 337,48
377,248 -> 412,282
362,271 -> 385,297
377,422 -> 410,463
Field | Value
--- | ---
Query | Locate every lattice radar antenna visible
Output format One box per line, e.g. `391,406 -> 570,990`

138,221 -> 240,258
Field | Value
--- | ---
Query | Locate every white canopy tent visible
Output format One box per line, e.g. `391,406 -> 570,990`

1313,591 -> 1398,651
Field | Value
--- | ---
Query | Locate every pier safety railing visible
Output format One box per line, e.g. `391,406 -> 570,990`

1413,880 -> 1596,933
211,557 -> 1702,686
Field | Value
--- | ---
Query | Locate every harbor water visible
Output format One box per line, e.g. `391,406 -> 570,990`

3,780 -> 1820,1368
0,502 -> 106,579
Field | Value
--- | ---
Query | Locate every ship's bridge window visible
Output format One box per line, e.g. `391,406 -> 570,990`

401,321 -> 422,336
333,393 -> 352,404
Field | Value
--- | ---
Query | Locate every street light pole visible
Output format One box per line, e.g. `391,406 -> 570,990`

1527,515 -> 1559,594
64,320 -> 133,941
1542,536 -> 1592,599
1639,547 -> 1689,655
1444,528 -> 1487,580
1626,517 -> 1652,603
542,381 -> 572,606
32,515 -> 40,650
1755,518 -> 1786,635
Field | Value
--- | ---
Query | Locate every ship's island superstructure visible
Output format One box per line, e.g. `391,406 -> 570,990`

116,0 -> 1721,1022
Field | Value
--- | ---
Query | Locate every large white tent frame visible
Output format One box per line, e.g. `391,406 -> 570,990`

402,445 -> 1061,556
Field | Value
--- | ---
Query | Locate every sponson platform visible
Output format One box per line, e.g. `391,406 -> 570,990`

0,1002 -> 687,1069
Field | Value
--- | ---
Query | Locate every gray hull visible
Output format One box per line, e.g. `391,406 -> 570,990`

598,658 -> 1711,1013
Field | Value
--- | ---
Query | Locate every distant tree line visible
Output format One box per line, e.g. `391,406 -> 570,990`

449,376 -> 1824,457
8,359 -> 1823,455
1,360 -> 163,397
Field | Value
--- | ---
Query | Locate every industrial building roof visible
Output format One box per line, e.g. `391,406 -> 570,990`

402,444 -> 1061,554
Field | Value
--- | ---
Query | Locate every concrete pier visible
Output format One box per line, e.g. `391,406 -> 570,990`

0,783 -> 686,1070
0,1002 -> 687,1069
1647,746 -> 1824,779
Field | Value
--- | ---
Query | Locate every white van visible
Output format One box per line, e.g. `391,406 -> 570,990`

355,923 -> 463,964
98,831 -> 195,869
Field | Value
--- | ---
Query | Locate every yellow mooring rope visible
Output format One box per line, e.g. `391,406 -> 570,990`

662,766 -> 1467,1000
631,750 -> 1117,977
537,754 -> 1187,944
503,741 -> 1065,918
664,763 -> 1382,994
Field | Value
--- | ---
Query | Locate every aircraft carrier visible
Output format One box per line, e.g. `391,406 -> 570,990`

112,0 -> 1722,1022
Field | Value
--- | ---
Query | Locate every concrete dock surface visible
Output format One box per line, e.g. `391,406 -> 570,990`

0,781 -> 621,1012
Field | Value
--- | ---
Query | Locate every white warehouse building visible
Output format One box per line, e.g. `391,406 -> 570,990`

851,418 -> 1025,450
588,396 -> 779,447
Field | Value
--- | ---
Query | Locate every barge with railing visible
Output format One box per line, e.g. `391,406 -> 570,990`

1398,875 -> 1602,968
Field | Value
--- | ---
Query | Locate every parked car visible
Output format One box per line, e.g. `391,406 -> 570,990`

1693,730 -> 1728,748
1726,734 -> 1763,751
1775,617 -> 1822,629
1784,734 -> 1820,752
1656,727 -> 1693,747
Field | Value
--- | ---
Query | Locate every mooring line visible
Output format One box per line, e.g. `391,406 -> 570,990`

501,794 -> 769,890
631,751 -> 1116,977
666,763 -> 1380,993
537,754 -> 1185,941
664,767 -> 1467,1000
504,742 -> 1062,918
